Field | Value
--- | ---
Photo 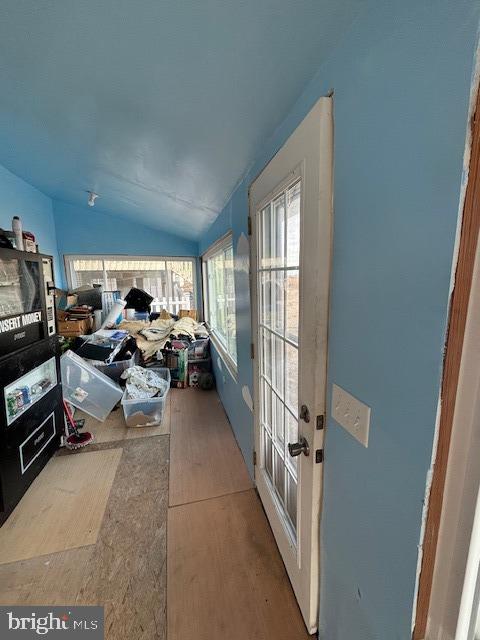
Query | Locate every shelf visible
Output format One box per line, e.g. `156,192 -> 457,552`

6,382 -> 56,426
5,356 -> 57,427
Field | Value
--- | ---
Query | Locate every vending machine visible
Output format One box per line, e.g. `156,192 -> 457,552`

0,249 -> 62,525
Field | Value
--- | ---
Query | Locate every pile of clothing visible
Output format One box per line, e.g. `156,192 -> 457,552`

118,316 -> 208,361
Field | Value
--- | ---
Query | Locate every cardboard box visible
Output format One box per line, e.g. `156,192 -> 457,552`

56,310 -> 94,337
24,238 -> 37,252
54,289 -> 78,311
67,294 -> 79,308
162,346 -> 188,388
179,309 -> 197,321
57,317 -> 94,337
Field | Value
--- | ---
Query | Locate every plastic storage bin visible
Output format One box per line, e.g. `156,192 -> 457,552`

61,350 -> 123,421
87,349 -> 139,383
121,367 -> 171,427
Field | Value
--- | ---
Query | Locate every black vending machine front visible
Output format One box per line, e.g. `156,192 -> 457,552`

0,252 -> 62,526
0,337 -> 63,525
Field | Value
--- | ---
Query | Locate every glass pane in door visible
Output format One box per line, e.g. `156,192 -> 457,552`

257,179 -> 301,543
286,181 -> 301,267
285,270 -> 299,344
272,195 -> 285,268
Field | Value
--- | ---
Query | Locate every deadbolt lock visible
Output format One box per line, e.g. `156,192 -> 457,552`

300,404 -> 310,423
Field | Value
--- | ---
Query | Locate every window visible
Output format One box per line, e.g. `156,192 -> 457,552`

202,234 -> 237,374
65,255 -> 197,316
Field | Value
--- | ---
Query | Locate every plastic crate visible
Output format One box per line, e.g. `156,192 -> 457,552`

87,349 -> 139,383
60,350 -> 123,421
121,367 -> 171,427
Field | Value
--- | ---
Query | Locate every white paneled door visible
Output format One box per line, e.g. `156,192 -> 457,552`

250,97 -> 333,634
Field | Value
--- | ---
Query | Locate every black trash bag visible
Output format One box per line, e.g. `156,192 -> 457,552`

124,287 -> 154,312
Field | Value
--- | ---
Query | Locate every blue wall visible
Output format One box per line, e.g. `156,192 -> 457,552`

53,200 -> 199,289
54,200 -> 198,257
199,1 -> 480,637
200,193 -> 255,477
0,163 -> 61,284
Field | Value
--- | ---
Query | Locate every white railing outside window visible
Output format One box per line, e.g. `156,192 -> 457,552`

64,255 -> 197,317
150,296 -> 192,315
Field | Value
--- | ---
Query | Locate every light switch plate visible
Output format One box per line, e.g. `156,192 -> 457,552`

331,384 -> 371,447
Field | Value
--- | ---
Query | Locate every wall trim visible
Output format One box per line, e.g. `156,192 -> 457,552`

413,76 -> 480,640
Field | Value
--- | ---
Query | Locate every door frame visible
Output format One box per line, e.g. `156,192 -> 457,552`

248,96 -> 334,634
413,84 -> 480,638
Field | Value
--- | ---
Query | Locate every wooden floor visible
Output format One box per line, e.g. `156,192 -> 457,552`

0,387 -> 308,640
167,389 -> 308,640
169,389 -> 252,506
78,394 -> 171,444
168,490 -> 309,640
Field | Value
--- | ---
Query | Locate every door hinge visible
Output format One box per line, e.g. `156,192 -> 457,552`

250,342 -> 255,359
316,414 -> 325,430
315,449 -> 324,464
253,450 -> 257,466
247,216 -> 252,236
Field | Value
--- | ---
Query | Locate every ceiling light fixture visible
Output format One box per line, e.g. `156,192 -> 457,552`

87,191 -> 99,207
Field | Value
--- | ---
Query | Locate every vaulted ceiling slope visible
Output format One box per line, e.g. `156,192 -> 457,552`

0,0 -> 364,239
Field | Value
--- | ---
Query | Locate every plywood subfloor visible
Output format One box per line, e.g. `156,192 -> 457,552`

76,437 -> 169,639
0,435 -> 169,640
0,448 -> 122,565
169,389 -> 253,506
0,546 -> 96,605
1,388 -> 305,640
76,392 -> 171,445
167,489 -> 309,640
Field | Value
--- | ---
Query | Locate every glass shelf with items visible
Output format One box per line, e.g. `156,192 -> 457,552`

5,357 -> 57,426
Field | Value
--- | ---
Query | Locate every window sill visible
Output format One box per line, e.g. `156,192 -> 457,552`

206,328 -> 238,383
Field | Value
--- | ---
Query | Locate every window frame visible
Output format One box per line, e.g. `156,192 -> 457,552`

64,254 -> 198,315
202,233 -> 238,379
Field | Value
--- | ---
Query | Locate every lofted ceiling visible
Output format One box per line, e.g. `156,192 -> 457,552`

0,0 -> 364,240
